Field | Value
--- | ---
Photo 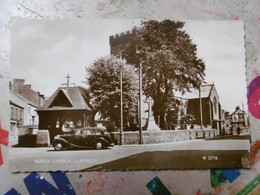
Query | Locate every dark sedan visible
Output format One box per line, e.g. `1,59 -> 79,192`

52,127 -> 114,151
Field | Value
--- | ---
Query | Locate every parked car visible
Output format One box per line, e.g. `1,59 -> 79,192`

52,127 -> 114,151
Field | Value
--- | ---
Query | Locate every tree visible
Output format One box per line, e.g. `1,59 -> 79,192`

123,20 -> 206,129
86,55 -> 139,128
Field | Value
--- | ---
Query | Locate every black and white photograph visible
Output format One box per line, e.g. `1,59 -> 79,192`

8,18 -> 251,171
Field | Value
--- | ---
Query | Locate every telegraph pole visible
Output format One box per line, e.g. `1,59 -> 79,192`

199,85 -> 203,129
120,56 -> 124,145
139,62 -> 143,144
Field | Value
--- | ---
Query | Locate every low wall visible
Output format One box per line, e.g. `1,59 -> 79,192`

18,126 -> 38,135
189,129 -> 217,139
111,129 -> 218,145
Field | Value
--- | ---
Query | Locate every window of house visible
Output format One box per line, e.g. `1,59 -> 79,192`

20,109 -> 23,121
11,107 -> 14,119
15,108 -> 18,120
32,116 -> 35,125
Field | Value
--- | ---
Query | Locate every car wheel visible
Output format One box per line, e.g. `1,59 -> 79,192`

95,141 -> 103,150
54,141 -> 64,151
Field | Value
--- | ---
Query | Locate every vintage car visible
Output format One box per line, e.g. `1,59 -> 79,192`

52,127 -> 114,151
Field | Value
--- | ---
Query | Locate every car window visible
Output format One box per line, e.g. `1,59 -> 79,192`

88,130 -> 94,135
79,128 -> 106,135
73,128 -> 107,135
95,130 -> 101,135
82,130 -> 88,135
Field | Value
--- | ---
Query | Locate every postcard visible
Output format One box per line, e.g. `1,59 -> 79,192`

8,18 -> 251,171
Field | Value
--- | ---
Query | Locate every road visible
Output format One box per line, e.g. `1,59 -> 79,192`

8,139 -> 251,172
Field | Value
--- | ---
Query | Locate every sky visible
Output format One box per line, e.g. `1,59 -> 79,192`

10,18 -> 247,113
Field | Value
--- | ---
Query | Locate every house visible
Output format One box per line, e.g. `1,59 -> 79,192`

10,79 -> 45,108
36,84 -> 94,142
9,79 -> 46,142
223,112 -> 232,135
230,106 -> 248,129
9,91 -> 26,141
10,79 -> 45,126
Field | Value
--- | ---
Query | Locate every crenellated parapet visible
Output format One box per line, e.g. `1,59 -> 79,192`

109,29 -> 136,46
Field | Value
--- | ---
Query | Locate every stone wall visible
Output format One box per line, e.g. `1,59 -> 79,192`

18,125 -> 39,135
111,129 -> 218,145
109,30 -> 135,57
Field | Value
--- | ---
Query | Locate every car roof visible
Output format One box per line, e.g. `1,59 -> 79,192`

83,127 -> 106,131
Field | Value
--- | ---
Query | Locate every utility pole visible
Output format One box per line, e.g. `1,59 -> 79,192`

139,62 -> 143,144
199,85 -> 203,129
120,56 -> 124,145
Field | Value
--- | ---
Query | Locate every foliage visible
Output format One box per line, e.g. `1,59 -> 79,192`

106,121 -> 117,132
123,20 -> 205,128
86,55 -> 139,127
78,86 -> 94,110
181,114 -> 196,124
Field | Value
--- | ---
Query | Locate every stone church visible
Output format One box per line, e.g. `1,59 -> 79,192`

179,84 -> 223,129
109,31 -> 223,131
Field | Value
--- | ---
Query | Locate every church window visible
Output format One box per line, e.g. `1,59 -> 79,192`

213,97 -> 217,114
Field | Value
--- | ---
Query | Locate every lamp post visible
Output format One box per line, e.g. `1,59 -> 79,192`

139,61 -> 143,144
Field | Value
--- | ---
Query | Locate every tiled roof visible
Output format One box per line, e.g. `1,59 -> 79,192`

10,91 -> 27,108
231,108 -> 246,116
175,84 -> 213,99
37,87 -> 92,111
10,91 -> 37,108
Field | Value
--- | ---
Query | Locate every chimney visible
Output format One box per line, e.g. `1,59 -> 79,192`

12,79 -> 25,93
224,112 -> 230,118
25,84 -> 31,89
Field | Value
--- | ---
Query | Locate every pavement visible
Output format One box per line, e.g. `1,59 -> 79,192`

119,138 -> 251,150
205,133 -> 251,140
